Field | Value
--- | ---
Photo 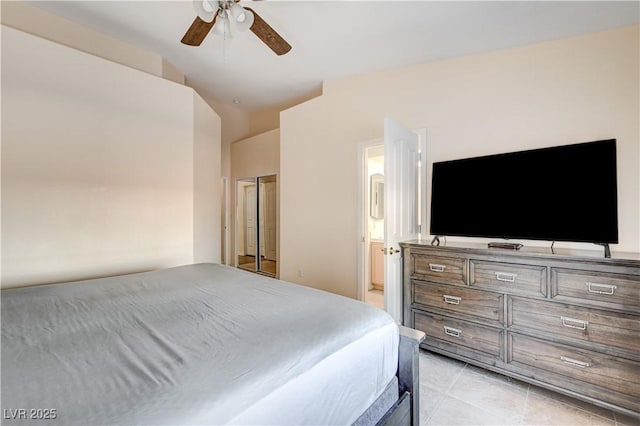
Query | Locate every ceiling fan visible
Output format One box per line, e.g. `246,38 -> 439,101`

181,0 -> 292,56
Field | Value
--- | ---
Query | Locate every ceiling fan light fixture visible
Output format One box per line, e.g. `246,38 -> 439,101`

212,11 -> 230,37
192,0 -> 218,23
181,2 -> 291,55
234,8 -> 254,32
230,3 -> 247,22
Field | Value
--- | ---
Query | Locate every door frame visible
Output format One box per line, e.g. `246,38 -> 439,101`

234,173 -> 279,277
357,128 -> 428,315
221,176 -> 230,265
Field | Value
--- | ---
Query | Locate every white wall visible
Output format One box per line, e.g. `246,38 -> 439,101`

1,26 -> 221,288
280,25 -> 640,299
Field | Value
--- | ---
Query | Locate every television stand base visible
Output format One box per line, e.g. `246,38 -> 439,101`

488,242 -> 523,250
596,243 -> 612,258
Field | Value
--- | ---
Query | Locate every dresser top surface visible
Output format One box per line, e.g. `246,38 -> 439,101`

400,240 -> 640,266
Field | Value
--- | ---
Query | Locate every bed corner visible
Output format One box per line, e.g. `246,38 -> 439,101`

397,325 -> 425,426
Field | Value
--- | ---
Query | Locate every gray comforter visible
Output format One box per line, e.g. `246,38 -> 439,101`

1,263 -> 398,425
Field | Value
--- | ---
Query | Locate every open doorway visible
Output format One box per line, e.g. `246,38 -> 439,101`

358,126 -> 426,317
361,143 -> 385,310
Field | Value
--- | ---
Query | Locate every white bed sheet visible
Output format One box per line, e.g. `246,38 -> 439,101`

1,263 -> 398,425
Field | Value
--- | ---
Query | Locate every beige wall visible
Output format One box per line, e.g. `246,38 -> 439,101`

0,1 -> 176,82
1,25 -> 221,288
204,98 -> 251,178
193,94 -> 222,263
1,1 -> 251,180
280,25 -> 640,298
248,107 -> 281,136
230,129 -> 280,272
0,1 -> 287,190
246,88 -> 325,137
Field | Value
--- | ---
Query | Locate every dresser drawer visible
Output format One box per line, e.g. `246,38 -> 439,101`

509,334 -> 640,409
551,269 -> 640,313
411,254 -> 466,286
414,311 -> 502,358
413,280 -> 503,323
509,297 -> 640,357
470,260 -> 547,297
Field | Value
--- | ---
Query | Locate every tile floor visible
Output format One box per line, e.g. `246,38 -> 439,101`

418,350 -> 638,426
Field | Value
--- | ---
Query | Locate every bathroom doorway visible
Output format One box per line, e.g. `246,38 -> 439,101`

358,127 -> 426,315
360,143 -> 385,310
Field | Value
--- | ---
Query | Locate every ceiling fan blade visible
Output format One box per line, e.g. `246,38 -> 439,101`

245,7 -> 291,56
181,16 -> 216,46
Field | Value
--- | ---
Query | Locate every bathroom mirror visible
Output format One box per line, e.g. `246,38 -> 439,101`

370,173 -> 384,219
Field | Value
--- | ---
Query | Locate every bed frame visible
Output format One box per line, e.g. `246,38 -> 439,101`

355,326 -> 425,426
396,326 -> 426,426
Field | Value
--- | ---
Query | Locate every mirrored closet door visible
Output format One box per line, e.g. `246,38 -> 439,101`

236,175 -> 277,277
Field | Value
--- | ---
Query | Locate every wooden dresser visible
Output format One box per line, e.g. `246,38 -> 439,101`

400,241 -> 640,417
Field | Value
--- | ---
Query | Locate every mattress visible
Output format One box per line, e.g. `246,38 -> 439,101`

1,263 -> 399,425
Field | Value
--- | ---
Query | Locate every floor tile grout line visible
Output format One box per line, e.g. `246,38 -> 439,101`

421,355 -> 467,424
537,391 -> 618,423
430,356 -> 524,424
442,362 -> 523,423
522,384 -> 530,425
422,356 -> 468,424
420,350 -> 626,426
443,361 -> 468,395
453,358 -> 617,423
445,364 -> 529,423
423,389 -> 445,424
519,383 -> 622,426
464,364 -> 532,392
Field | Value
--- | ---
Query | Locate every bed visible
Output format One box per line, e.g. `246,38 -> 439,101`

1,263 -> 423,425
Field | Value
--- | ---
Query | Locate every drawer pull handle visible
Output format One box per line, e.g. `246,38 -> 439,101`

429,263 -> 447,273
560,356 -> 590,369
561,316 -> 589,330
443,295 -> 461,305
586,282 -> 617,295
496,272 -> 517,282
443,326 -> 461,338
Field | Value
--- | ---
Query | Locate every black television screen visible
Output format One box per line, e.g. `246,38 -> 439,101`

430,139 -> 618,244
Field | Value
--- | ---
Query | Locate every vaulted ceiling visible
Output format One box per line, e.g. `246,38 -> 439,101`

29,1 -> 640,112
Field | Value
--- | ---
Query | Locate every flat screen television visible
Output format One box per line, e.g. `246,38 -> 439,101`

430,139 -> 618,249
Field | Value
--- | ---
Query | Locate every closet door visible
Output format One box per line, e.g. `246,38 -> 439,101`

258,175 -> 277,276
236,175 -> 278,277
237,178 -> 258,271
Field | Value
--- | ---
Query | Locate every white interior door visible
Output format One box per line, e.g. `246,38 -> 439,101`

384,118 -> 420,323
